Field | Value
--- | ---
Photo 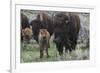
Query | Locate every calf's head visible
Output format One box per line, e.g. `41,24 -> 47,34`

21,27 -> 33,43
39,29 -> 49,40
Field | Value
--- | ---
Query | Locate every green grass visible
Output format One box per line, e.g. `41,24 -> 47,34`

21,40 -> 89,63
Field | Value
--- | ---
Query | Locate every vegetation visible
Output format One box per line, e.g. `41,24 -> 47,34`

21,37 -> 89,63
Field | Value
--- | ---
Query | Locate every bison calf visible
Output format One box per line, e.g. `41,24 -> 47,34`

21,27 -> 33,43
38,29 -> 50,58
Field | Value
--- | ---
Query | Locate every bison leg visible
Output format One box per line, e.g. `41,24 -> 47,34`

56,43 -> 63,56
40,47 -> 44,58
71,37 -> 77,50
46,48 -> 50,58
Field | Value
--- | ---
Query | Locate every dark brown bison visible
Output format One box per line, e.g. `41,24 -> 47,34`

38,29 -> 50,58
53,12 -> 80,56
21,13 -> 32,43
30,12 -> 54,43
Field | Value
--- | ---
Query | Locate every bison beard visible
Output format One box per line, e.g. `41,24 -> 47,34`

53,12 -> 80,56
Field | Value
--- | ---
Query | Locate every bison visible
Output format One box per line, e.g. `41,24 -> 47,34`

30,12 -> 54,43
53,12 -> 80,56
38,29 -> 50,58
21,27 -> 33,43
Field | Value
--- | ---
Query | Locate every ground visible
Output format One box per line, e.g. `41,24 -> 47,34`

21,36 -> 89,63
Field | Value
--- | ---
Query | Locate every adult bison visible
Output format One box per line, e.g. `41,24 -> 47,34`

21,13 -> 33,43
30,12 -> 54,43
53,12 -> 80,56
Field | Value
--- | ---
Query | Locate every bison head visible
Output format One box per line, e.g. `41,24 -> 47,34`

54,12 -> 70,27
39,29 -> 48,40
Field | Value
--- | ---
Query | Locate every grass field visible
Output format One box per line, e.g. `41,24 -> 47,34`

21,38 -> 89,63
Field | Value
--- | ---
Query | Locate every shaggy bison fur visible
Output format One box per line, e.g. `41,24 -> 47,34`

53,12 -> 80,56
